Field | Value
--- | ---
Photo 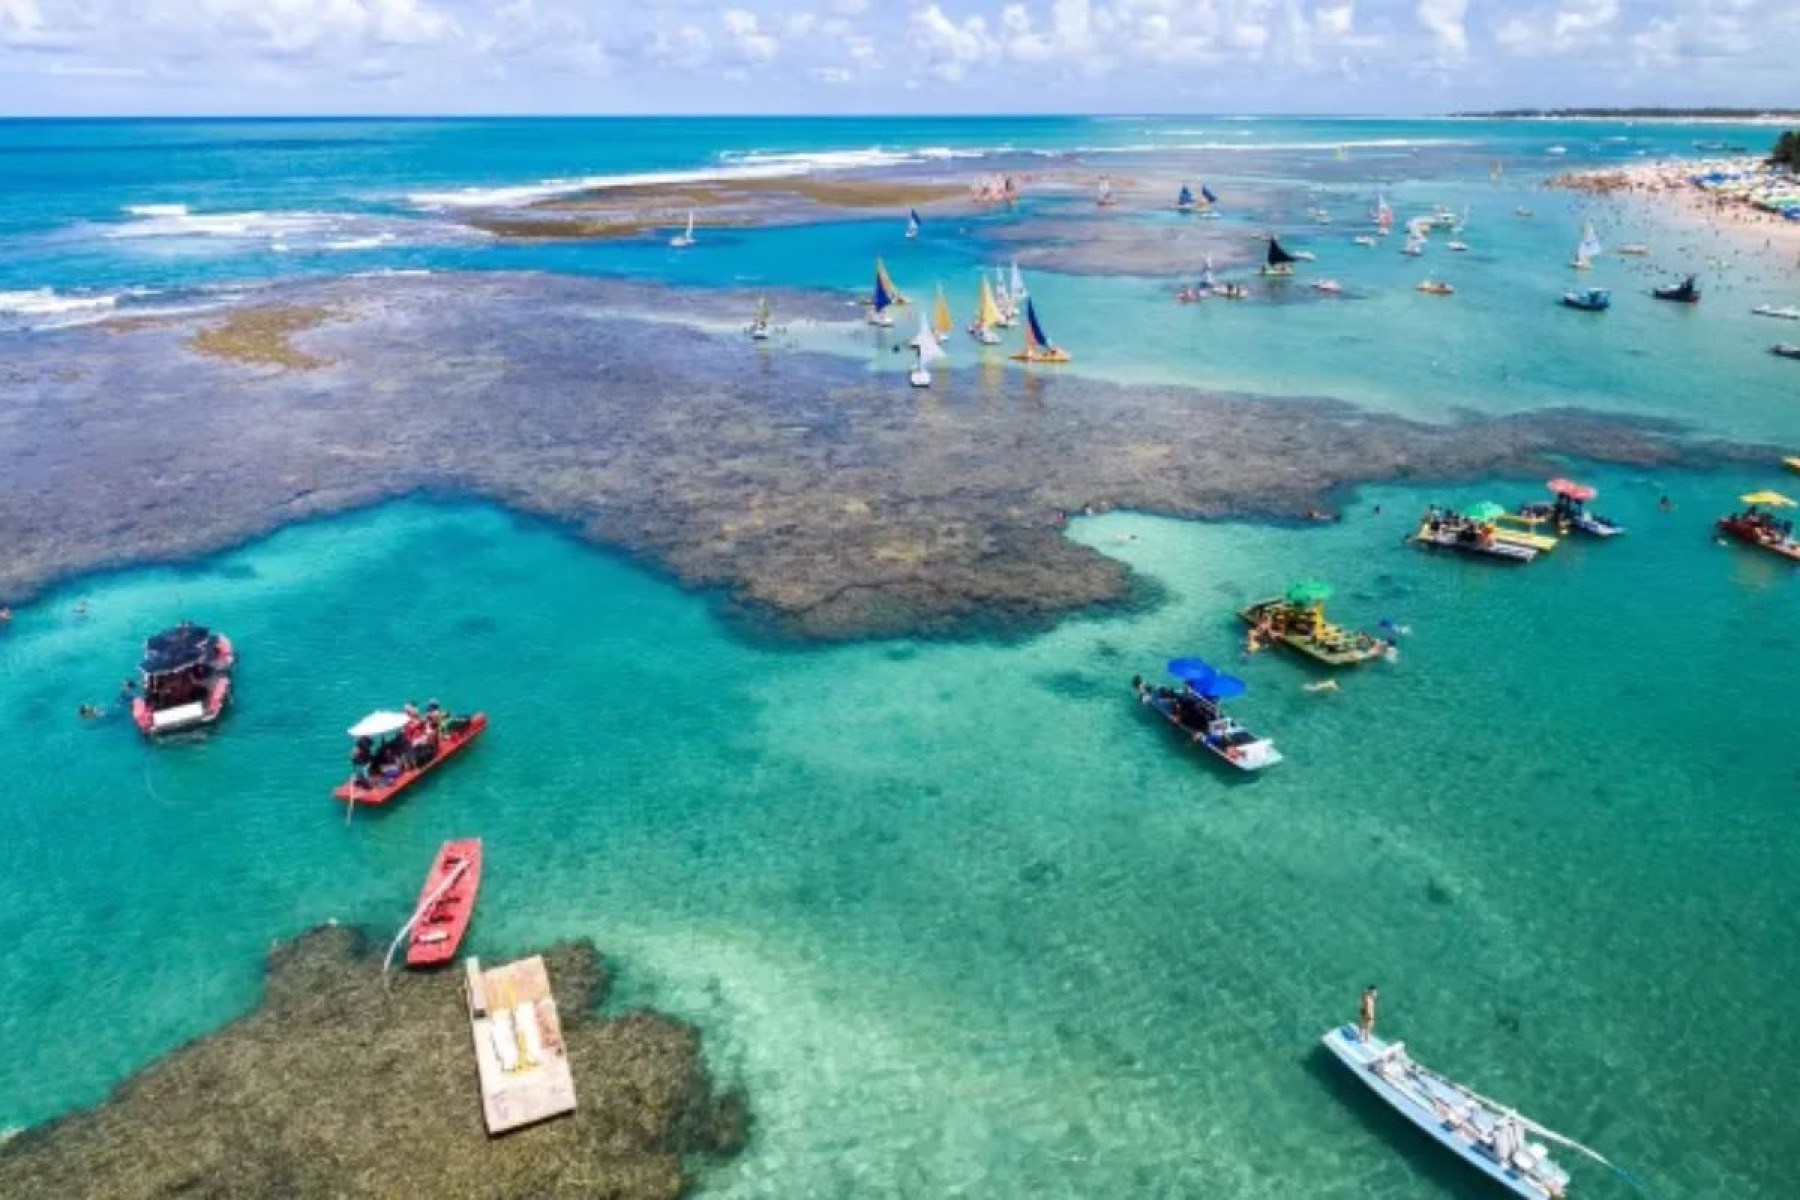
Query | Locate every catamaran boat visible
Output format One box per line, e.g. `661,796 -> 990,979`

1560,288 -> 1610,312
1132,663 -> 1281,772
1653,275 -> 1700,303
1410,507 -> 1537,561
668,210 -> 696,249
1324,1024 -> 1588,1200
1261,236 -> 1299,277
1009,299 -> 1070,364
131,622 -> 236,736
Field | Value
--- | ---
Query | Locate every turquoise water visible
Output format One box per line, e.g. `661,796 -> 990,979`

4,116 -> 1800,1196
2,479 -> 1796,1196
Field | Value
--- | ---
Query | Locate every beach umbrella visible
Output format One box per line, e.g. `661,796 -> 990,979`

1547,478 -> 1597,502
1466,501 -> 1506,523
1740,491 -> 1796,508
1166,657 -> 1218,686
1286,579 -> 1334,606
1193,672 -> 1248,700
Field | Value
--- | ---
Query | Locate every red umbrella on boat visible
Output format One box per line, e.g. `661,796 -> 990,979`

1547,478 -> 1597,502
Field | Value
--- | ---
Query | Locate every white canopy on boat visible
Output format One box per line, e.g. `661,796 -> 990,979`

348,711 -> 409,738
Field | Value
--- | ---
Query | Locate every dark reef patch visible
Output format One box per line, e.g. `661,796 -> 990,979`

0,924 -> 744,1200
0,272 -> 1776,643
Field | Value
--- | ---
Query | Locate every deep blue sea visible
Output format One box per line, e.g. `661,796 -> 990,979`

2,117 -> 1798,1198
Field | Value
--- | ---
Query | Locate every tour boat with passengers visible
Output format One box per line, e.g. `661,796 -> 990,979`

1519,478 -> 1623,538
1409,505 -> 1538,562
1132,660 -> 1281,772
1716,491 -> 1800,562
131,622 -> 236,736
1323,1020 -> 1628,1199
1240,580 -> 1391,667
334,705 -> 488,808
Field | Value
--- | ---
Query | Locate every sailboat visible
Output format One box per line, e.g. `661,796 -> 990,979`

1097,176 -> 1117,207
875,256 -> 909,305
992,265 -> 1017,326
748,296 -> 772,340
905,208 -> 921,240
669,210 -> 696,249
1010,299 -> 1070,364
1199,255 -> 1217,292
1572,222 -> 1602,270
1009,261 -> 1028,308
1199,183 -> 1221,218
1177,185 -> 1197,213
933,284 -> 954,338
1402,230 -> 1426,256
970,275 -> 1003,344
1374,193 -> 1394,236
1261,236 -> 1299,276
910,313 -> 946,387
868,266 -> 895,327
1335,145 -> 1350,162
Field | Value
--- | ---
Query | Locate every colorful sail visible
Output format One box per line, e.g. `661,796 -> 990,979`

872,268 -> 892,313
875,256 -> 908,304
1201,183 -> 1219,205
906,208 -> 921,237
1024,299 -> 1051,351
976,276 -> 1003,328
933,284 -> 953,336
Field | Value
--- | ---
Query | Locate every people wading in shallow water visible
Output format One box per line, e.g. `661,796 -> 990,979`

1359,984 -> 1379,1041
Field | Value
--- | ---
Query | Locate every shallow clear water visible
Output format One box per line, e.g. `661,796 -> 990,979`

2,477 -> 1795,1196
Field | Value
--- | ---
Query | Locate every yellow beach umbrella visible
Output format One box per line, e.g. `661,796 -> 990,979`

1740,491 -> 1797,507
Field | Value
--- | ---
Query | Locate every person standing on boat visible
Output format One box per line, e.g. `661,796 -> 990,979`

1359,985 -> 1379,1042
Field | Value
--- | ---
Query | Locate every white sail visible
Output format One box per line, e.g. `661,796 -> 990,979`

1098,176 -> 1112,202
686,211 -> 694,240
1199,254 -> 1216,289
1576,222 -> 1602,264
916,314 -> 946,365
1009,261 -> 1027,303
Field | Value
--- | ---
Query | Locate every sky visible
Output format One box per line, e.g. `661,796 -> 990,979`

1,0 -> 1796,116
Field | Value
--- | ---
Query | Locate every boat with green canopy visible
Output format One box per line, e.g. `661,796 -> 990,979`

1410,503 -> 1539,562
1239,580 -> 1391,667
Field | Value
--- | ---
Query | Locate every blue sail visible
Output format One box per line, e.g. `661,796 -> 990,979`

1177,185 -> 1194,206
909,208 -> 921,226
1201,183 -> 1219,204
872,272 -> 892,312
1025,299 -> 1050,348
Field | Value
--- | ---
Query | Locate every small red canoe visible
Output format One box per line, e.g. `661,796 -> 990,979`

333,711 -> 488,807
406,838 -> 483,968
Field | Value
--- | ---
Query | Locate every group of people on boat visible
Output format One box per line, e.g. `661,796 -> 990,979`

1421,505 -> 1499,546
350,700 -> 462,790
1722,506 -> 1794,542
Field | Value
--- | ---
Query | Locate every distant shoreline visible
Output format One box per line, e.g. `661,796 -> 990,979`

1453,109 -> 1799,126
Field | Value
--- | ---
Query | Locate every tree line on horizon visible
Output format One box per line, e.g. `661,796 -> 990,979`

1770,130 -> 1800,171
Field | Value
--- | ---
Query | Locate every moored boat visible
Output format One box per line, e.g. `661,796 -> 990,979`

1784,456 -> 1800,474
1261,236 -> 1299,277
1560,288 -> 1609,312
1409,505 -> 1538,562
1489,511 -> 1559,553
1716,491 -> 1800,562
1416,280 -> 1454,295
334,707 -> 488,807
1132,660 -> 1281,771
131,622 -> 236,736
1323,1023 -> 1585,1200
1520,478 -> 1623,537
1240,581 -> 1390,667
405,838 -> 484,968
1773,343 -> 1800,360
1653,274 -> 1700,304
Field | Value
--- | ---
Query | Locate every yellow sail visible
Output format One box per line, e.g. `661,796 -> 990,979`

875,257 -> 909,305
933,284 -> 953,336
976,276 -> 1003,328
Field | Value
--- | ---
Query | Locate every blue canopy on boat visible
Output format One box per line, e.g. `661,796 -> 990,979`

1166,657 -> 1217,685
1201,184 -> 1219,204
1193,672 -> 1247,700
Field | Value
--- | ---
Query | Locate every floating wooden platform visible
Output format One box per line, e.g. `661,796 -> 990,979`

465,955 -> 577,1135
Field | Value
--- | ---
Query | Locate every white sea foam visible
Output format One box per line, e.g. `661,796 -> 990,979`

0,288 -> 120,317
408,145 -> 994,210
121,203 -> 191,218
104,208 -> 341,241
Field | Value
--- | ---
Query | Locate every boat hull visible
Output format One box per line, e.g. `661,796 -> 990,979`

334,712 -> 489,807
406,838 -> 484,968
135,634 -> 236,736
1322,1026 -> 1562,1200
1410,525 -> 1537,562
1717,518 -> 1800,562
1135,683 -> 1281,771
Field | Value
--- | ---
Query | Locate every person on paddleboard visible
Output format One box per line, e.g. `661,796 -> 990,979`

1359,985 -> 1378,1041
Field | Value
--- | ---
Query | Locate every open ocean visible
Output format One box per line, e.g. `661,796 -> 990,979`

1,116 -> 1797,1197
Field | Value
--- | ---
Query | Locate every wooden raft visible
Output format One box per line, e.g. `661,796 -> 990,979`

464,955 -> 577,1135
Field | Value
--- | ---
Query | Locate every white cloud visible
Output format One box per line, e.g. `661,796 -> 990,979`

2,0 -> 83,50
909,3 -> 996,80
1494,0 -> 1618,56
1414,0 -> 1466,61
178,0 -> 454,57
719,8 -> 779,64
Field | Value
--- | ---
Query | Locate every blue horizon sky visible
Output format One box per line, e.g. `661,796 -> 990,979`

3,0 -> 1796,117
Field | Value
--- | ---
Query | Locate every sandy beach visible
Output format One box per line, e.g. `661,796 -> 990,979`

1552,156 -> 1800,269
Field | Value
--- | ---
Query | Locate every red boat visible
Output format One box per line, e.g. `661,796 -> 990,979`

405,838 -> 483,968
131,623 -> 236,736
333,709 -> 488,807
1717,493 -> 1800,562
